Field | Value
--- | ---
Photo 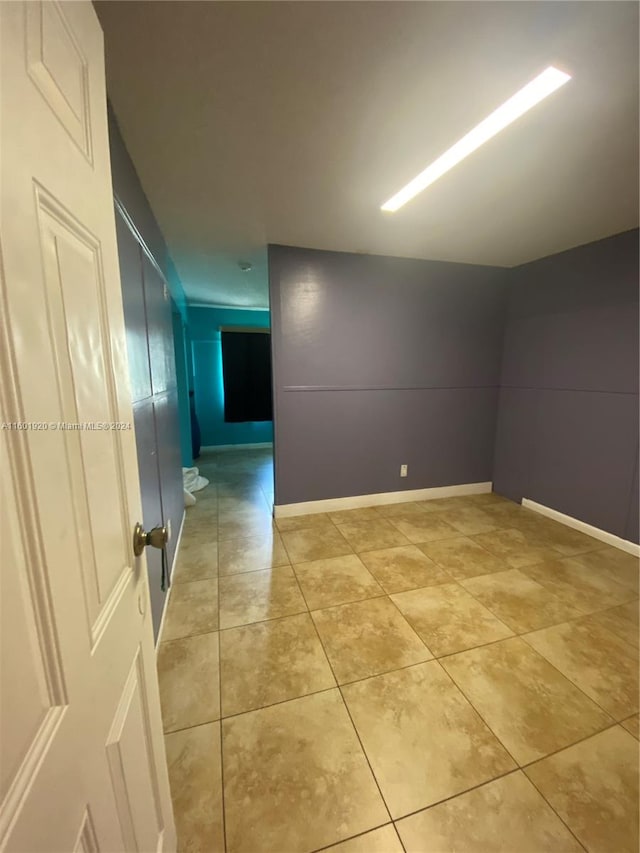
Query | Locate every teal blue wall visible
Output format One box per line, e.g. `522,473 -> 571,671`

188,306 -> 273,447
172,310 -> 193,467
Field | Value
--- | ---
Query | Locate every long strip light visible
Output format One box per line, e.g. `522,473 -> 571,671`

380,65 -> 571,212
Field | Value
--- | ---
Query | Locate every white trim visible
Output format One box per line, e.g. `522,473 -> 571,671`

114,195 -> 188,323
219,326 -> 270,334
187,302 -> 269,311
522,499 -> 640,557
274,481 -> 492,518
155,509 -> 185,649
114,196 -> 164,283
200,442 -> 273,452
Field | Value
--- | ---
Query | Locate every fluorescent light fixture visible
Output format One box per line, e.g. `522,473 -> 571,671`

381,65 -> 571,212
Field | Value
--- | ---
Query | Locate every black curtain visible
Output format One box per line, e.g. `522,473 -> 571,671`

220,330 -> 273,422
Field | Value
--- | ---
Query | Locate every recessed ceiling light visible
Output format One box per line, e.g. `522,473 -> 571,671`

381,65 -> 571,212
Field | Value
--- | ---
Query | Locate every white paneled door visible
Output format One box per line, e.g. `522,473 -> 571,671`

0,2 -> 176,851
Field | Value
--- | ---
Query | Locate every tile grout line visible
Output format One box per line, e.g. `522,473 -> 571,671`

424,659 -> 611,849
334,655 -> 524,838
457,571 -> 638,636
619,712 -> 640,740
163,714 -> 222,738
217,497 -> 613,567
315,710 -> 628,852
219,685 -> 340,724
390,765 -> 583,853
309,822 -> 401,853
216,482 -> 229,853
291,558 -> 397,832
522,767 -> 590,852
218,561 -> 292,579
163,582 -> 637,718
161,610 -> 637,730
164,589 -> 637,720
159,624 -> 222,644
442,567 -> 640,680
172,573 -> 218,586
393,821 -> 409,853
390,766 -> 523,825
431,657 -> 522,769
211,642 -> 576,724
519,719 -> 629,771
438,649 -> 624,771
413,537 -> 639,651
516,632 -> 636,722
219,606 -> 309,632
383,592 -> 440,659
288,539 -> 408,845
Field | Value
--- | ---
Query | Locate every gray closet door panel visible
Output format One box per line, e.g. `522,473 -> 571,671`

116,210 -> 152,402
142,256 -> 177,395
155,389 -> 184,574
132,398 -> 165,637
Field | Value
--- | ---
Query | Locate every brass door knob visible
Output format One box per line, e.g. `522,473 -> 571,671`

133,522 -> 168,557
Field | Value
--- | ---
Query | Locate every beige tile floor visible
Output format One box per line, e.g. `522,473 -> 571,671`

159,448 -> 640,853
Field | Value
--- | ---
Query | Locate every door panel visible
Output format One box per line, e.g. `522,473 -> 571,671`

154,389 -> 185,574
116,212 -> 152,403
0,2 -> 175,850
36,187 -> 131,632
132,398 -> 166,636
143,256 -> 177,395
25,0 -> 92,160
106,649 -> 164,853
0,437 -> 61,813
117,211 -> 185,640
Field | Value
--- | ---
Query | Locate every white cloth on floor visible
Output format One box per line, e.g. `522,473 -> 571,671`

183,466 -> 210,506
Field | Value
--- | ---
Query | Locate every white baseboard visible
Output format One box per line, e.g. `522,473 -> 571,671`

156,509 -> 185,649
274,481 -> 492,519
522,498 -> 640,557
200,442 -> 273,453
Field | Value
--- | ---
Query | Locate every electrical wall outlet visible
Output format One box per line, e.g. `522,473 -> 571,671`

400,464 -> 408,478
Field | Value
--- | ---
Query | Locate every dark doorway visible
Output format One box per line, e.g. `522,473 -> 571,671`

220,327 -> 273,423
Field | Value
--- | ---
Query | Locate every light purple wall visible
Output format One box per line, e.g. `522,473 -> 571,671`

269,245 -> 509,505
493,229 -> 639,543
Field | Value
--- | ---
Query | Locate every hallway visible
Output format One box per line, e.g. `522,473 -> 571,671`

158,448 -> 639,853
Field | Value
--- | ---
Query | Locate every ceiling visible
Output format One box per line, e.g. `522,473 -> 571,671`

96,1 -> 639,309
